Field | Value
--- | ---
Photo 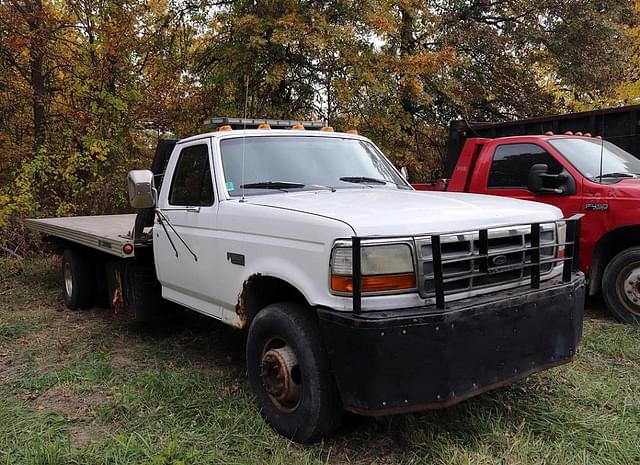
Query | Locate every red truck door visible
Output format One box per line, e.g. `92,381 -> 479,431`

468,140 -> 583,217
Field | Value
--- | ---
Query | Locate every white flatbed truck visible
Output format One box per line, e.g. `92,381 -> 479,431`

26,118 -> 586,442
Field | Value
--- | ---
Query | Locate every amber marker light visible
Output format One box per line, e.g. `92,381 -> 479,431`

545,131 -> 555,135
320,126 -> 335,132
563,131 -> 574,135
346,128 -> 358,135
257,123 -> 271,129
218,125 -> 232,131
292,124 -> 305,130
331,273 -> 416,293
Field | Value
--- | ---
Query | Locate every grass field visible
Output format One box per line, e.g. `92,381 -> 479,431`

1,256 -> 639,465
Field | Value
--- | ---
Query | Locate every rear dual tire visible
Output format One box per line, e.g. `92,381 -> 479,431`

246,302 -> 343,443
62,248 -> 96,310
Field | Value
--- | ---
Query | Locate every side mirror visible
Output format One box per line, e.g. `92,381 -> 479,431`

127,170 -> 156,208
527,164 -> 576,195
400,166 -> 409,181
527,164 -> 548,193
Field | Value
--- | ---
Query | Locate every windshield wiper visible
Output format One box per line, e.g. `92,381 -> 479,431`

240,181 -> 337,193
598,173 -> 637,179
339,176 -> 389,185
240,181 -> 305,192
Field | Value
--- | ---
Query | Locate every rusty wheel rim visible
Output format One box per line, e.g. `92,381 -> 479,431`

620,264 -> 640,315
260,337 -> 302,412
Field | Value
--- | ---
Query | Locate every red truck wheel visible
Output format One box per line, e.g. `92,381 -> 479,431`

602,247 -> 640,324
246,302 -> 343,443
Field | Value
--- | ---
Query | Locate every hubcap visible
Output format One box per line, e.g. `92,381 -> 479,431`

259,340 -> 301,412
64,262 -> 73,297
622,267 -> 640,307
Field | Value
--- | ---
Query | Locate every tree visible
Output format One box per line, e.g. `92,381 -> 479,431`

0,0 -> 200,251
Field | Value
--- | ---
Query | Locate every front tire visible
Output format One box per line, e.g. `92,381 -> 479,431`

602,247 -> 640,324
62,248 -> 96,310
246,302 -> 343,443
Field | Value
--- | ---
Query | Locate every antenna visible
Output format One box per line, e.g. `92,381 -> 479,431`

240,76 -> 249,202
598,117 -> 605,183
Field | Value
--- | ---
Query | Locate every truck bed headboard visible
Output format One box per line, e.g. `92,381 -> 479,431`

134,138 -> 178,241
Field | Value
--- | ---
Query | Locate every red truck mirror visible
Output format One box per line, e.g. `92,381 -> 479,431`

527,164 -> 576,196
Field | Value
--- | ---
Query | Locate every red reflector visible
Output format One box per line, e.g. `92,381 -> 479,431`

123,244 -> 134,255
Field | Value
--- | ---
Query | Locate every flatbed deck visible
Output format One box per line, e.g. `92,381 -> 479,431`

25,214 -> 138,258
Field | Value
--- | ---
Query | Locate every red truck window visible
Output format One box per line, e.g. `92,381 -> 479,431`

488,143 -> 563,189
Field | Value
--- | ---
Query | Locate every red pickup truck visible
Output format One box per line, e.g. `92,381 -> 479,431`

413,105 -> 640,323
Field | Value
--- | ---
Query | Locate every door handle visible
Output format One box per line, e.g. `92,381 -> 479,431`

161,207 -> 201,213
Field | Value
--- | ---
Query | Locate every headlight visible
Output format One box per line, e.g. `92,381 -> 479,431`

330,243 -> 416,294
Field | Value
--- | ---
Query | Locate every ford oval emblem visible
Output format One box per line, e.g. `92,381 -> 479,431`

492,255 -> 508,266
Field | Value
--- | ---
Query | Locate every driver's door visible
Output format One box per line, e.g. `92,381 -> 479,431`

154,138 -> 223,319
473,142 -> 583,218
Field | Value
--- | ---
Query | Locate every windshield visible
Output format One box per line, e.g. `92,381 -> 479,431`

548,138 -> 640,181
220,136 -> 410,196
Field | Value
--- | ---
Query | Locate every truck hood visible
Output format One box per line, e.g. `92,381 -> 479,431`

248,189 -> 563,236
609,178 -> 640,195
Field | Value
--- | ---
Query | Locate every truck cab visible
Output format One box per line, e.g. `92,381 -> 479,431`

439,127 -> 640,324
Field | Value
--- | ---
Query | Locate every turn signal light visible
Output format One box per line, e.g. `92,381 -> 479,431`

218,125 -> 232,131
331,273 -> 416,293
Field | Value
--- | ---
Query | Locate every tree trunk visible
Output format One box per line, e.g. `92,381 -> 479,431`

30,50 -> 46,151
25,0 -> 47,152
399,6 -> 417,136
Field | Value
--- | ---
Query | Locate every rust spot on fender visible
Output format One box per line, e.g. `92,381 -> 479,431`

236,274 -> 261,329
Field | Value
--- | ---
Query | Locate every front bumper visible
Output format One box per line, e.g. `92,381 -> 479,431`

317,273 -> 585,415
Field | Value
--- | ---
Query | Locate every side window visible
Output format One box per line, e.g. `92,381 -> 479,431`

488,143 -> 563,189
169,144 -> 214,206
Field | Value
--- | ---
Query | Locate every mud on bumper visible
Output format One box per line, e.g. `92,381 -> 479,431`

317,274 -> 585,415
